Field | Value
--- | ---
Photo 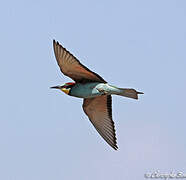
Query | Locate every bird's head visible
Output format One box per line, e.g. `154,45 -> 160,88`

50,82 -> 75,95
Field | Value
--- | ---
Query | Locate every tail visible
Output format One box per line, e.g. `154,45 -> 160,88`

118,88 -> 144,100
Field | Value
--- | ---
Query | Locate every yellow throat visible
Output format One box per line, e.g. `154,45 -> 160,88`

61,88 -> 70,95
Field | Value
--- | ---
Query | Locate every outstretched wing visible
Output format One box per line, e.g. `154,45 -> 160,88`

82,95 -> 118,150
53,40 -> 106,83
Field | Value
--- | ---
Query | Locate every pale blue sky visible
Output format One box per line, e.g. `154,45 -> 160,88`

0,0 -> 186,179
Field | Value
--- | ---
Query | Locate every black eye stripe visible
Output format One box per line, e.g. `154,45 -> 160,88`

67,84 -> 74,88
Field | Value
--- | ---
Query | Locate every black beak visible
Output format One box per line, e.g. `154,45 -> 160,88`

50,85 -> 61,89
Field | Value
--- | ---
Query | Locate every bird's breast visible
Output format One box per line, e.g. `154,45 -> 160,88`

70,82 -> 106,98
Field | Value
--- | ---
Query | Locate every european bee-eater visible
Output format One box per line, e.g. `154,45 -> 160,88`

51,40 -> 143,150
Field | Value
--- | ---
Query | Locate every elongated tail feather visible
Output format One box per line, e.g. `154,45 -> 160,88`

118,88 -> 144,100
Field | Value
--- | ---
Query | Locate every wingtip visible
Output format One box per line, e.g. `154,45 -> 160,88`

53,39 -> 57,45
137,91 -> 144,94
113,145 -> 118,151
53,39 -> 56,48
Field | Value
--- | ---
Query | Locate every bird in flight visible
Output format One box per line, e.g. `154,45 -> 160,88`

51,40 -> 143,150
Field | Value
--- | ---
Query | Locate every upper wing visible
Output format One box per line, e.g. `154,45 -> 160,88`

82,95 -> 118,150
53,40 -> 106,83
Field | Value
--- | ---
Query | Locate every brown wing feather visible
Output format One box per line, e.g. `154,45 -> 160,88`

53,40 -> 106,83
83,95 -> 118,150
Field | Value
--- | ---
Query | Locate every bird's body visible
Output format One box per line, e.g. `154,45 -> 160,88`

51,40 -> 143,150
70,82 -> 106,98
69,82 -> 128,98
